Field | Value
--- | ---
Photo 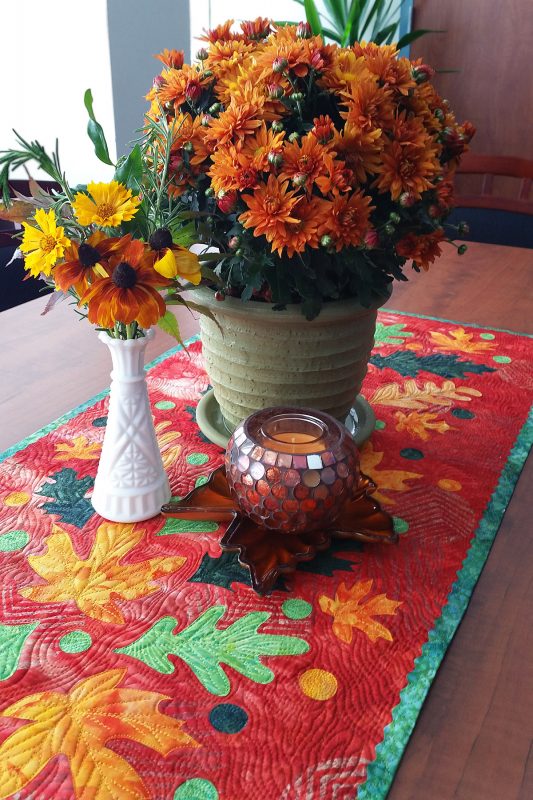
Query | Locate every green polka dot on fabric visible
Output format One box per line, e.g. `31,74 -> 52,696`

195,475 -> 209,487
282,599 -> 313,620
92,416 -> 107,427
155,400 -> 176,410
174,778 -> 218,800
375,420 -> 386,430
0,529 -> 30,552
59,631 -> 92,654
400,448 -> 424,460
493,355 -> 511,364
393,517 -> 409,534
451,408 -> 475,420
480,332 -> 495,340
187,452 -> 210,466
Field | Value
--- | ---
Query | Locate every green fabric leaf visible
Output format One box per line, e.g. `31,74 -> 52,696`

37,468 -> 94,528
84,89 -> 114,166
370,351 -> 496,379
113,144 -> 143,190
0,622 -> 38,680
374,322 -> 414,347
116,606 -> 309,696
188,550 -> 250,591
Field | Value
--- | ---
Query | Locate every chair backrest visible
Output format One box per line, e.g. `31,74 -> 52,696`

456,153 -> 533,215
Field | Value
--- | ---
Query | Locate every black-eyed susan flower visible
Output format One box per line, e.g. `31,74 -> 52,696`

72,181 -> 141,228
79,236 -> 172,329
20,208 -> 71,276
53,231 -> 121,294
148,227 -> 202,284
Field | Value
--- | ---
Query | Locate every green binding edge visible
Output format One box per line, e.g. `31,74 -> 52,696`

359,404 -> 533,799
0,334 -> 200,464
1,315 -> 532,797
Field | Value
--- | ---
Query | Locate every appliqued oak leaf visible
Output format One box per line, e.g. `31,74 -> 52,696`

430,327 -> 497,354
20,522 -> 187,624
395,410 -> 455,440
369,350 -> 495,379
0,668 -> 199,800
319,579 -> 402,643
369,378 -> 481,410
36,467 -> 95,527
54,435 -> 102,461
359,441 -> 422,505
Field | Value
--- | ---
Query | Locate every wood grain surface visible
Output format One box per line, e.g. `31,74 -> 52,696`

0,240 -> 532,799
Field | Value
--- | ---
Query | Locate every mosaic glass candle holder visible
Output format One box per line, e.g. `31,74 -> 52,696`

162,406 -> 397,595
225,408 -> 360,534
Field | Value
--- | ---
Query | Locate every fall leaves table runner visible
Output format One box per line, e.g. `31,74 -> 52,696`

0,311 -> 532,800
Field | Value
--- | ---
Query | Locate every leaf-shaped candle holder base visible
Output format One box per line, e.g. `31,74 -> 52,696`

161,467 -> 396,595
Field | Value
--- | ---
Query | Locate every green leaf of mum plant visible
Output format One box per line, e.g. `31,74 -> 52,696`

84,89 -> 114,166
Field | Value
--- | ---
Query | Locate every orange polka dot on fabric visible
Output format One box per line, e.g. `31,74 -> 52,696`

298,668 -> 338,700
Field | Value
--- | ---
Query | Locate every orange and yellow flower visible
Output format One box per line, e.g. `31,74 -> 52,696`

239,174 -> 300,243
319,191 -> 374,251
279,133 -> 331,190
240,122 -> 285,171
374,140 -> 439,200
79,236 -> 171,328
20,208 -> 70,277
156,48 -> 184,69
208,144 -> 259,194
73,181 -> 141,228
274,196 -> 330,258
332,124 -> 384,184
54,231 -> 119,294
204,97 -> 264,146
396,230 -> 445,270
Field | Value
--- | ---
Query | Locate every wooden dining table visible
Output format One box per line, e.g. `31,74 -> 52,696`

1,240 -> 532,800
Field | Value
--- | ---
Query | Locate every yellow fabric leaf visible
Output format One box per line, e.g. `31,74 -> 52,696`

359,442 -> 422,505
319,580 -> 402,644
54,435 -> 102,461
369,378 -> 481,411
0,669 -> 199,800
430,327 -> 496,354
395,410 -> 455,441
20,522 -> 186,623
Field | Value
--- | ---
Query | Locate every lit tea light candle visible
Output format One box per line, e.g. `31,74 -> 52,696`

225,407 -> 360,535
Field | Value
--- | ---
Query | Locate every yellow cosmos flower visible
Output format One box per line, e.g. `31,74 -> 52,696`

72,181 -> 141,227
20,208 -> 71,277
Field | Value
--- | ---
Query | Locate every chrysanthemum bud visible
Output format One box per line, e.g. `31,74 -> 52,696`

183,141 -> 194,154
202,70 -> 213,78
384,223 -> 396,236
389,212 -> 401,224
288,132 -> 300,143
292,173 -> 307,188
204,187 -> 215,197
228,235 -> 241,250
290,92 -> 304,102
320,235 -> 333,248
196,48 -> 209,61
185,80 -> 202,102
217,191 -> 237,214
201,113 -> 213,126
206,216 -> 215,226
272,57 -> 288,73
458,222 -> 470,235
364,229 -> 379,249
267,151 -> 283,167
209,102 -> 222,115
399,192 -> 416,208
296,21 -> 312,39
271,120 -> 284,133
412,64 -> 435,84
149,228 -> 173,251
215,290 -> 225,301
458,244 -> 468,255
153,75 -> 165,90
235,248 -> 244,256
434,108 -> 445,122
268,84 -> 284,100
428,204 -> 440,218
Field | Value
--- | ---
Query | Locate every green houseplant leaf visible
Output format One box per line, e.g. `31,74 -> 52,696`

84,89 -> 114,166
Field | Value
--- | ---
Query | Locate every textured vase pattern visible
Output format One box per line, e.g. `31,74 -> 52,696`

196,287 -> 387,429
91,330 -> 170,522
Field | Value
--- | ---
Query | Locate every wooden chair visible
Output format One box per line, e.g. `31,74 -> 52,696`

456,153 -> 533,215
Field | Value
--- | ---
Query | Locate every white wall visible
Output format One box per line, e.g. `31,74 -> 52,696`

0,0 -> 116,185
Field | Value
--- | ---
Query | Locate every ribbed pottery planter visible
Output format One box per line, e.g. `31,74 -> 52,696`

195,286 -> 389,430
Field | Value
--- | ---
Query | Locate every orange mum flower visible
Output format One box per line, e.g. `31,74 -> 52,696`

340,79 -> 394,132
205,40 -> 254,73
319,49 -> 370,92
156,49 -> 184,69
239,174 -> 300,243
240,122 -> 285,171
272,196 -> 330,258
311,115 -> 335,144
353,43 -> 415,96
315,155 -> 353,196
169,112 -> 210,166
208,144 -> 259,194
204,97 -> 264,146
374,140 -> 439,200
255,39 -> 309,79
319,191 -> 374,251
198,20 -> 236,43
157,65 -> 211,109
54,232 -> 119,294
396,230 -> 444,271
333,124 -> 384,184
279,133 -> 331,189
241,17 -> 272,41
79,237 -> 172,329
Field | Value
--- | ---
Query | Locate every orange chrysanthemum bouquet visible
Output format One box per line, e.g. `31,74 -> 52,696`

0,92 -> 206,342
147,18 -> 474,318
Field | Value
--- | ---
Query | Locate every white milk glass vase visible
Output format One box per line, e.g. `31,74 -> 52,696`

91,329 -> 170,522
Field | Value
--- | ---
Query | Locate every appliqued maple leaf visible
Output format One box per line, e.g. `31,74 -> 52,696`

155,420 -> 182,469
359,442 -> 422,505
54,435 -> 102,461
20,522 -> 187,624
0,668 -> 199,800
319,579 -> 402,643
395,410 -> 455,440
369,379 -> 481,410
430,327 -> 497,354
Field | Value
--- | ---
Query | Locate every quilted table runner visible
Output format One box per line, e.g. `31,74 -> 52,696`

0,310 -> 532,800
